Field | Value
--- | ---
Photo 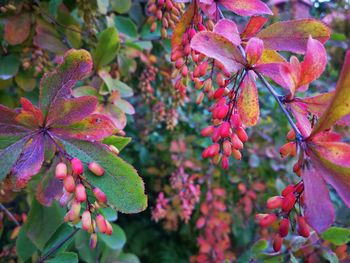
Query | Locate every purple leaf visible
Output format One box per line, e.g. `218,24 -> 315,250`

39,49 -> 93,117
11,134 -> 45,189
219,0 -> 273,16
213,19 -> 241,46
0,105 -> 31,135
46,96 -> 98,126
190,31 -> 245,73
303,163 -> 335,233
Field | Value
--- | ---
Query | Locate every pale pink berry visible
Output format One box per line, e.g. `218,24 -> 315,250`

64,175 -> 75,193
55,162 -> 67,180
93,187 -> 107,203
88,162 -> 104,177
96,214 -> 107,234
82,210 -> 92,232
75,184 -> 87,202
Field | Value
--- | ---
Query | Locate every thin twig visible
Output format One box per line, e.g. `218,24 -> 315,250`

37,228 -> 80,263
255,72 -> 303,141
0,203 -> 20,226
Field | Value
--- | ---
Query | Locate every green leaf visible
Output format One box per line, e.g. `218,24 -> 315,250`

115,17 -> 137,38
48,0 -> 63,18
97,0 -> 109,14
116,253 -> 140,263
93,27 -> 120,69
99,70 -> 133,97
16,227 -> 37,262
46,252 -> 78,263
15,70 -> 36,91
251,239 -> 268,255
43,224 -> 76,254
100,207 -> 118,221
60,139 -> 147,213
102,136 -> 132,152
111,0 -> 132,14
98,224 -> 126,250
322,249 -> 339,263
321,227 -> 350,245
0,136 -> 28,181
25,199 -> 65,250
74,231 -> 98,263
0,54 -> 20,80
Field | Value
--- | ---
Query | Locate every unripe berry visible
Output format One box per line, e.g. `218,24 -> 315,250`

88,162 -> 104,177
89,233 -> 97,248
67,201 -> 81,221
232,148 -> 242,160
75,184 -> 87,202
82,210 -> 92,232
212,153 -> 221,165
273,234 -> 283,252
64,175 -> 76,193
105,220 -> 113,236
94,187 -> 107,203
266,196 -> 283,209
231,133 -> 244,150
279,218 -> 290,237
297,216 -> 310,237
96,214 -> 107,234
55,162 -> 67,180
71,158 -> 84,175
196,92 -> 205,105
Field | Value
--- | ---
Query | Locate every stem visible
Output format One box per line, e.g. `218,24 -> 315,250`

0,203 -> 20,226
255,72 -> 303,141
37,228 -> 79,263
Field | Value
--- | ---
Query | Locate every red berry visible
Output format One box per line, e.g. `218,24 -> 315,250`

266,196 -> 283,209
279,218 -> 290,237
273,234 -> 283,252
71,158 -> 84,175
297,216 -> 310,237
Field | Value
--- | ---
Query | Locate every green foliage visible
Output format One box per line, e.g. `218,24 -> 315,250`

321,227 -> 350,245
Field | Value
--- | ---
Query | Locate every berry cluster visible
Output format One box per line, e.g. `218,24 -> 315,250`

256,182 -> 310,252
191,188 -> 233,263
146,0 -> 184,37
55,158 -> 112,248
201,112 -> 248,169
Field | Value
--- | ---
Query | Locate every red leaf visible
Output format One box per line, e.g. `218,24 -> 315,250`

241,16 -> 268,40
290,102 -> 311,137
257,19 -> 331,54
308,142 -> 350,175
52,114 -> 116,141
4,13 -> 31,45
299,37 -> 327,87
46,96 -> 98,127
219,0 -> 273,16
303,163 -> 335,233
0,105 -> 31,135
310,51 -> 350,137
237,72 -> 260,126
11,134 -> 45,189
300,91 -> 334,117
39,49 -> 93,117
15,98 -> 44,128
191,31 -> 245,73
213,19 -> 241,45
309,154 -> 350,208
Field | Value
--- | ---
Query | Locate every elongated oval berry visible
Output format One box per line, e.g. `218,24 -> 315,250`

201,126 -> 215,137
89,233 -> 97,249
64,175 -> 76,193
258,213 -> 277,228
68,201 -> 81,221
71,158 -> 84,175
75,184 -> 87,202
93,187 -> 107,203
223,140 -> 232,156
105,220 -> 113,236
273,234 -> 283,252
232,148 -> 242,160
279,218 -> 290,237
96,214 -> 107,234
281,193 -> 296,212
214,87 -> 226,99
297,216 -> 310,237
236,127 -> 248,142
207,143 -> 220,157
55,162 -> 67,180
219,122 -> 231,138
221,156 -> 229,170
215,104 -> 229,119
286,129 -> 296,141
266,196 -> 283,209
281,184 -> 295,197
82,210 -> 92,232
212,154 -> 221,165
231,133 -> 244,150
231,113 -> 242,129
88,162 -> 104,177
